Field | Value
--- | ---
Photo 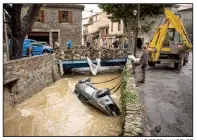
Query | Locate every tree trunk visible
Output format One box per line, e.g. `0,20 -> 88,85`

9,4 -> 23,60
10,35 -> 25,60
8,4 -> 42,60
123,18 -> 134,55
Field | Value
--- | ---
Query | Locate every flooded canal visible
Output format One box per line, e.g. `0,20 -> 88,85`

4,71 -> 122,136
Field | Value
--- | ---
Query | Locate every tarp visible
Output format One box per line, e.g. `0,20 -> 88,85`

87,57 -> 101,75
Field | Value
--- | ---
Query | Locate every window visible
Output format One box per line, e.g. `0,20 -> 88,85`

31,42 -> 42,47
37,10 -> 45,23
59,11 -> 72,23
62,11 -> 69,22
106,28 -> 109,34
118,21 -> 121,31
111,22 -> 113,32
30,40 -> 36,44
95,16 -> 97,21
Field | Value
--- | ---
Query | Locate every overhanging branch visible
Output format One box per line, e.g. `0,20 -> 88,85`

21,4 -> 43,32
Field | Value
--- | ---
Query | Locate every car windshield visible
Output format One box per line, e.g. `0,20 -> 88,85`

31,42 -> 43,46
39,42 -> 48,46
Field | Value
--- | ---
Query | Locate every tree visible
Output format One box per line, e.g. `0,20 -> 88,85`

4,4 -> 43,60
98,4 -> 174,55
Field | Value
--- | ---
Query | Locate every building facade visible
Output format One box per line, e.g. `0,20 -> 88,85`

178,7 -> 193,44
21,4 -> 84,48
83,12 -> 126,47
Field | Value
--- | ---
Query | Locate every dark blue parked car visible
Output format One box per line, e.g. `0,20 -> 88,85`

9,39 -> 53,57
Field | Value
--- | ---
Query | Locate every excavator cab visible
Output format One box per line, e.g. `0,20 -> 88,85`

162,26 -> 183,54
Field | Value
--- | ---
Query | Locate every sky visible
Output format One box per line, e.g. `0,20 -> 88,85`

81,4 -> 193,24
82,4 -> 102,25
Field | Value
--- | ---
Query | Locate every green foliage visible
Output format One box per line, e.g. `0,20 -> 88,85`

99,4 -> 174,32
120,65 -> 139,110
141,20 -> 156,33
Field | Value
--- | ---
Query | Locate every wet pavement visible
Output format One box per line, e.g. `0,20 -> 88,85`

136,51 -> 193,136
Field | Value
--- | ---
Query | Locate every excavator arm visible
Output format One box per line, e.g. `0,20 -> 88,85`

164,8 -> 192,49
149,19 -> 170,62
149,8 -> 192,62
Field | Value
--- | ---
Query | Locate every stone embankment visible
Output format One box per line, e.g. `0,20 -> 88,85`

4,54 -> 61,107
120,65 -> 144,136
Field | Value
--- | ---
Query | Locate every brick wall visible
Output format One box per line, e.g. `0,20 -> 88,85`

4,55 -> 60,104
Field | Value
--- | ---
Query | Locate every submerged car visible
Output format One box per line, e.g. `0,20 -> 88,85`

74,77 -> 121,116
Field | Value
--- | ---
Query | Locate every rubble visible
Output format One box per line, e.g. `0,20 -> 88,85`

53,46 -> 127,60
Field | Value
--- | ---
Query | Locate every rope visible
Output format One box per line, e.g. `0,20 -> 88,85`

91,74 -> 122,84
110,81 -> 122,95
110,79 -> 122,91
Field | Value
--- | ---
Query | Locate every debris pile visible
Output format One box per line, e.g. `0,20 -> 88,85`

54,46 -> 127,60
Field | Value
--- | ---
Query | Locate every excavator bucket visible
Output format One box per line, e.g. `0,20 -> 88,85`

164,8 -> 192,50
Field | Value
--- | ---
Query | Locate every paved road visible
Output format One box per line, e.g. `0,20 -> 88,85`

136,51 -> 193,136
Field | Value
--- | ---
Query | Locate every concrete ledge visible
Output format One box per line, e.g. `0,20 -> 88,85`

4,74 -> 20,85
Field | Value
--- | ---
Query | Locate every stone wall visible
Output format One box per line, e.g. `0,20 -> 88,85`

121,65 -> 144,136
21,4 -> 83,47
4,54 -> 61,106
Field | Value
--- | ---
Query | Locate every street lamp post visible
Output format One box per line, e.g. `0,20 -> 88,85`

133,9 -> 137,57
133,4 -> 140,57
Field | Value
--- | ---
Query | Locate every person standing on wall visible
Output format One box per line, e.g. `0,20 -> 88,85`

112,38 -> 119,48
102,38 -> 107,49
123,38 -> 129,49
86,40 -> 91,48
66,38 -> 72,49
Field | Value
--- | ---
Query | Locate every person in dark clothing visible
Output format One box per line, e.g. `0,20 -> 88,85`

112,38 -> 119,48
123,39 -> 129,49
132,45 -> 149,83
86,40 -> 90,48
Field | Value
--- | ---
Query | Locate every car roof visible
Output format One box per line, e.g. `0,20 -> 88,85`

38,41 -> 47,43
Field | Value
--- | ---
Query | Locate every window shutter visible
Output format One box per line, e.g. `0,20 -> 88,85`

68,11 -> 73,23
59,11 -> 62,23
41,10 -> 45,23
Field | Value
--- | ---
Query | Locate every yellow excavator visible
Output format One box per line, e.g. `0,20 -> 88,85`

148,8 -> 192,71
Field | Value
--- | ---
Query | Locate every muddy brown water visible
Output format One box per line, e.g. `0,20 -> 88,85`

4,72 -> 123,136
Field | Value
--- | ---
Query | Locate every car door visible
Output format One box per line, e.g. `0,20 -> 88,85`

23,39 -> 32,56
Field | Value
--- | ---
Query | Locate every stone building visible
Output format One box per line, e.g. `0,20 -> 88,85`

178,7 -> 193,44
21,4 -> 84,48
83,12 -> 126,47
